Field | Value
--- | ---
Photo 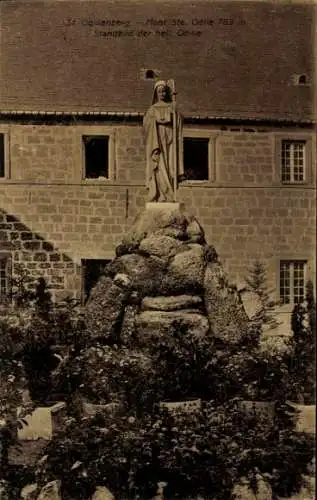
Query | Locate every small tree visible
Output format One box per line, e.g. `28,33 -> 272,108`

245,261 -> 279,330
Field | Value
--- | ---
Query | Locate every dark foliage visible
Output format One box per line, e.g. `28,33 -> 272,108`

41,401 -> 315,500
290,280 -> 316,404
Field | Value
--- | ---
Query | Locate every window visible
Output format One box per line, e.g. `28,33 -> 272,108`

298,75 -> 307,85
81,259 -> 110,303
281,140 -> 306,183
182,137 -> 209,181
83,135 -> 109,179
291,74 -> 310,86
140,68 -> 161,80
280,260 -> 306,305
0,134 -> 5,178
0,255 -> 10,298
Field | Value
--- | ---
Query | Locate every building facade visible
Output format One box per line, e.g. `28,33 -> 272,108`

0,0 -> 316,333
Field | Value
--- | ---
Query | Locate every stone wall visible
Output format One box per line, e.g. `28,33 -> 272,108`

0,207 -> 81,301
0,121 -> 316,310
7,123 -> 146,184
216,132 -> 274,184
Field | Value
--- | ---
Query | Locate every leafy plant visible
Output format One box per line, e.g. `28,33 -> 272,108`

40,400 -> 315,500
0,313 -> 35,481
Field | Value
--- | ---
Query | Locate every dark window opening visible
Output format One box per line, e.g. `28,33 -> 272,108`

83,135 -> 109,179
141,68 -> 160,80
0,134 -> 5,178
292,74 -> 309,86
182,137 -> 209,181
298,74 -> 307,85
82,259 -> 110,303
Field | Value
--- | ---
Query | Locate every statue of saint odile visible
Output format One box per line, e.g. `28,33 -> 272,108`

143,80 -> 183,202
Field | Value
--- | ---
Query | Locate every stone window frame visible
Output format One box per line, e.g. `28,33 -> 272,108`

80,127 -> 116,182
0,252 -> 12,300
281,140 -> 306,182
274,132 -> 314,186
291,74 -> 311,87
180,128 -> 217,184
276,257 -> 310,313
0,128 -> 10,180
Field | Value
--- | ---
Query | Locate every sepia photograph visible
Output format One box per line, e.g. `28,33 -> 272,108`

0,0 -> 316,498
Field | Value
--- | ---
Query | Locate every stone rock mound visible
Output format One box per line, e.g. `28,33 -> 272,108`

85,203 -> 250,346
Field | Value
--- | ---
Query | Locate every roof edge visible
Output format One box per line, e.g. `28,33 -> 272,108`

0,109 -> 315,125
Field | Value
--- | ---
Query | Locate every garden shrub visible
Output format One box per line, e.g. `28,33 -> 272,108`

201,331 -> 294,403
40,400 -> 315,500
52,320 -> 215,410
0,310 -> 35,484
1,267 -> 314,498
53,344 -> 156,411
53,310 -> 295,412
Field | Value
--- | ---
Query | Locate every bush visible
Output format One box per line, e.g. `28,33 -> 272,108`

1,267 -> 314,498
201,331 -> 294,403
40,400 -> 315,500
0,275 -> 88,405
52,319 -> 216,410
53,344 -> 155,410
0,312 -> 34,481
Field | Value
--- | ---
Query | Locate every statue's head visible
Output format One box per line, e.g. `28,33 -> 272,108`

152,80 -> 172,103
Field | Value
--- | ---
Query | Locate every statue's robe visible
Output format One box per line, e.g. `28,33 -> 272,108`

143,102 -> 183,202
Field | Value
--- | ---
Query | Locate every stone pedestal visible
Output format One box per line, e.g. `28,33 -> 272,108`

124,202 -> 187,244
146,202 -> 184,212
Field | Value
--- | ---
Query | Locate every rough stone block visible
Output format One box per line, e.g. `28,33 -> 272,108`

124,203 -> 188,243
92,486 -> 115,500
135,310 -> 210,344
17,402 -> 66,440
286,402 -> 316,435
107,253 -> 166,295
240,290 -> 262,320
139,234 -> 183,262
141,295 -> 203,311
85,275 -> 131,340
186,216 -> 205,244
20,482 -> 39,499
204,262 -> 249,345
167,243 -> 205,293
37,480 -> 61,500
